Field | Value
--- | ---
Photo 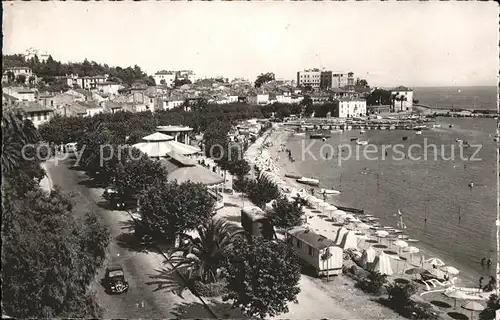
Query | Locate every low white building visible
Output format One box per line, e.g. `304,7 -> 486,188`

390,86 -> 414,112
248,93 -> 269,105
18,101 -> 54,128
3,67 -> 35,84
96,82 -> 124,95
154,70 -> 176,87
2,86 -> 36,102
287,227 -> 343,277
333,97 -> 367,118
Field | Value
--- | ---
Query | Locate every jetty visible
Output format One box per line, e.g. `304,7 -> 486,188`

283,116 -> 437,131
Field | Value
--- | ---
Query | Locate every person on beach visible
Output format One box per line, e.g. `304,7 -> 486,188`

479,277 -> 484,289
487,258 -> 492,268
481,257 -> 486,266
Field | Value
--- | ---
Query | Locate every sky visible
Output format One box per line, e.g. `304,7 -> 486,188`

3,1 -> 499,87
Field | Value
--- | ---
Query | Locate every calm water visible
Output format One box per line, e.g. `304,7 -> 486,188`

287,117 -> 497,285
413,86 -> 498,110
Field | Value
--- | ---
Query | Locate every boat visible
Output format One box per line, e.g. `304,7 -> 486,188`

310,134 -> 331,139
379,126 -> 387,130
320,188 -> 341,195
350,137 -> 359,142
356,140 -> 369,145
360,130 -> 366,134
285,173 -> 302,179
414,125 -> 427,130
347,125 -> 353,131
415,131 -> 422,135
330,129 -> 343,134
449,124 -> 453,128
293,132 -> 306,136
389,125 -> 396,130
432,124 -> 441,128
296,177 -> 320,186
402,136 -> 408,141
336,205 -> 364,214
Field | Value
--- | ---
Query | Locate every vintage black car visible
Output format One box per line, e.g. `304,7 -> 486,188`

104,265 -> 129,294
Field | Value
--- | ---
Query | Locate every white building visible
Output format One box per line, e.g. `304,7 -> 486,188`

296,68 -> 322,88
3,67 -> 35,84
390,86 -> 414,112
24,48 -> 49,62
287,227 -> 343,277
2,86 -> 36,102
95,81 -> 124,95
66,74 -> 107,89
333,97 -> 367,118
248,93 -> 269,105
154,70 -> 176,87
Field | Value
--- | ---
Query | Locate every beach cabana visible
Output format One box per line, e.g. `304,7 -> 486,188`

334,226 -> 349,245
373,251 -> 393,275
339,231 -> 358,250
133,132 -> 201,158
361,247 -> 377,269
241,206 -> 275,240
287,226 -> 343,277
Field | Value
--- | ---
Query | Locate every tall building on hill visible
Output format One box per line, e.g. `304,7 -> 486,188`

297,69 -> 355,90
153,70 -> 197,87
24,48 -> 49,62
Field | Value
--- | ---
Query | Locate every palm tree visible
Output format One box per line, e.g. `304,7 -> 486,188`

169,219 -> 245,284
391,94 -> 397,112
400,95 -> 407,112
1,110 -> 39,175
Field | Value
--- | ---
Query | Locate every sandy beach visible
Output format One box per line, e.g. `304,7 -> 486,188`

223,123 -> 492,319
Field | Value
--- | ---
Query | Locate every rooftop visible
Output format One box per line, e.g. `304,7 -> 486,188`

18,101 -> 54,113
157,125 -> 193,132
391,86 -> 413,92
287,226 -> 336,250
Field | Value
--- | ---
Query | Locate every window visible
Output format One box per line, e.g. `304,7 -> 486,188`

50,100 -> 54,107
308,245 -> 314,256
297,239 -> 302,248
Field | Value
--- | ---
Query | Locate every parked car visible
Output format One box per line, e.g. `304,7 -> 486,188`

104,265 -> 129,294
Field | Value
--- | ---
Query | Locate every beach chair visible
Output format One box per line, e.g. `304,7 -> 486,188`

420,277 -> 457,292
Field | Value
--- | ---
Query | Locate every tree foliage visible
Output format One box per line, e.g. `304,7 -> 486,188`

2,188 -> 110,318
246,173 -> 281,209
356,271 -> 388,295
170,219 -> 244,284
113,152 -> 168,200
254,72 -> 275,88
365,89 -> 392,106
301,95 -> 314,117
223,237 -> 301,319
266,195 -> 304,230
480,294 -> 500,320
138,181 -> 216,242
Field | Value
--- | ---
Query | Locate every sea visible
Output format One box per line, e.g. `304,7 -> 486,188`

412,86 -> 498,111
285,86 -> 498,287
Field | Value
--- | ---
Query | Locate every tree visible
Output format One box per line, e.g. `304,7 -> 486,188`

266,195 -> 303,231
387,282 -> 416,307
480,294 -> 500,320
138,181 -> 216,242
28,75 -> 36,85
173,78 -> 192,88
223,237 -> 301,319
355,78 -> 369,87
227,158 -> 250,178
356,271 -> 388,295
365,89 -> 392,106
254,72 -> 275,88
203,120 -> 232,158
246,173 -> 281,209
6,71 -> 15,82
169,218 -> 245,284
15,74 -> 27,84
301,95 -> 314,117
113,153 -> 168,201
2,110 -> 40,175
2,188 -> 109,318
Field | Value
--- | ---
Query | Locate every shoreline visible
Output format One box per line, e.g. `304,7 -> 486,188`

244,124 -> 490,308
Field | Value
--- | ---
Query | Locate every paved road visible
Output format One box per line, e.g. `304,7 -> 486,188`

44,158 -> 215,319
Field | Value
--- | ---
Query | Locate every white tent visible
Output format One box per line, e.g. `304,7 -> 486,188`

373,251 -> 393,275
361,247 -> 376,268
339,231 -> 358,250
334,226 -> 349,245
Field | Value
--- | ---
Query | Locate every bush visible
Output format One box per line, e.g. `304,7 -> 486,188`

387,282 -> 416,307
405,301 -> 438,320
356,271 -> 387,295
193,279 -> 228,297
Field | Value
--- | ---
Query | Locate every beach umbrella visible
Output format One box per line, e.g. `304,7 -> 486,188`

403,246 -> 420,262
461,301 -> 485,320
425,258 -> 445,267
318,201 -> 329,213
393,240 -> 409,254
440,265 -> 460,275
333,210 -> 347,218
397,234 -> 409,240
408,238 -> 420,243
445,290 -> 468,308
